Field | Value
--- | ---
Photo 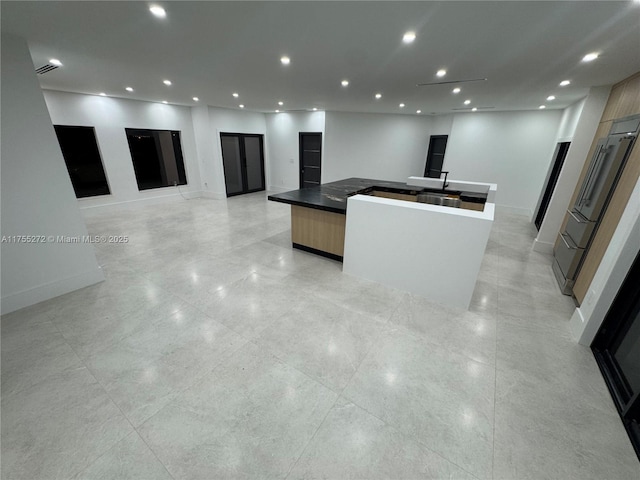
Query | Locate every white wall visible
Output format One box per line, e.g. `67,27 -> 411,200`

204,107 -> 267,198
556,98 -> 586,141
534,86 -> 611,253
43,90 -> 203,209
265,111 -> 325,191
323,111 -> 435,183
444,110 -> 563,214
1,35 -> 103,314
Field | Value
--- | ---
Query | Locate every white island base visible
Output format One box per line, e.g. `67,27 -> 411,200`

343,194 -> 494,310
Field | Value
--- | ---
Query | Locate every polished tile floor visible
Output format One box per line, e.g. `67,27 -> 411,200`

2,193 -> 638,479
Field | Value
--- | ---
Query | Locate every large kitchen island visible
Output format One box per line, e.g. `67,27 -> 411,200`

268,177 -> 488,260
268,177 -> 495,309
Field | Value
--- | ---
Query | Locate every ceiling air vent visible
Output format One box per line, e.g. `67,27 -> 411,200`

35,64 -> 59,75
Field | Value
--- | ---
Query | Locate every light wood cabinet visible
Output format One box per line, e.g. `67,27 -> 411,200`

601,72 -> 640,122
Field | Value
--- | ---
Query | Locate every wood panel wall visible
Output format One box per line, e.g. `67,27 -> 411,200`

566,71 -> 640,304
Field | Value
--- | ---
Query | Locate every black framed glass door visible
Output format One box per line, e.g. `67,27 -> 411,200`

220,133 -> 265,197
592,250 -> 640,461
299,132 -> 322,188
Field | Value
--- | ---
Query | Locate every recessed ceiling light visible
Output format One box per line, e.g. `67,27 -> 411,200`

399,103 -> 405,108
125,87 -> 134,92
162,100 -> 168,104
375,93 -> 382,99
149,5 -> 166,18
582,52 -> 599,62
559,80 -> 571,87
539,105 -> 546,109
436,69 -> 447,77
275,109 -> 280,113
49,58 -> 62,66
278,101 -> 284,106
239,104 -> 245,108
471,107 -> 478,112
546,95 -> 556,101
402,31 -> 416,44
452,87 -> 461,94
464,99 -> 471,105
232,92 -> 239,98
341,80 -> 349,87
98,92 -> 107,97
312,107 -> 318,111
280,56 -> 290,65
163,79 -> 172,86
193,97 -> 199,102
416,110 -> 422,114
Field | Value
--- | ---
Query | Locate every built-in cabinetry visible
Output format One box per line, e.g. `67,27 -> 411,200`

557,72 -> 640,304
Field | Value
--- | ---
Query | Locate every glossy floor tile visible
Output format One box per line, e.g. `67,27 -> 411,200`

2,194 -> 638,479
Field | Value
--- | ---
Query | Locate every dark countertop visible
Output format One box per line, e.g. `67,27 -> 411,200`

268,177 -> 486,214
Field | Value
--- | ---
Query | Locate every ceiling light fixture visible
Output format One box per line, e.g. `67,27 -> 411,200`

280,56 -> 290,65
163,79 -> 172,86
399,103 -> 405,108
275,109 -> 280,113
464,99 -> 471,105
98,92 -> 107,96
162,100 -> 168,104
436,69 -> 447,77
149,5 -> 166,18
539,105 -> 546,109
49,58 -> 62,66
125,87 -> 134,92
582,52 -> 599,62
559,80 -> 571,86
375,93 -> 382,99
193,97 -> 199,102
232,92 -> 239,98
239,104 -> 245,108
471,107 -> 478,112
452,87 -> 461,94
402,31 -> 416,44
416,110 -> 422,114
312,107 -> 318,111
341,80 -> 349,87
546,95 -> 556,101
278,101 -> 284,106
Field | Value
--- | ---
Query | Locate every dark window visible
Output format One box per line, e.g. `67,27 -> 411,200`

125,129 -> 187,190
54,125 -> 110,198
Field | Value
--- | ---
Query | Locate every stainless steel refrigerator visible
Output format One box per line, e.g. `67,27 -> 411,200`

553,114 -> 640,295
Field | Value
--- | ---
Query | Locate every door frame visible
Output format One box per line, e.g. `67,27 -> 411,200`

534,141 -> 571,230
592,249 -> 640,461
299,132 -> 322,189
220,132 -> 266,197
424,135 -> 448,178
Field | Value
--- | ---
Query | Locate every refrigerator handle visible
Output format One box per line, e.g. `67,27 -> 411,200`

577,144 -> 604,207
582,146 -> 610,206
567,209 -> 587,223
560,233 -> 577,250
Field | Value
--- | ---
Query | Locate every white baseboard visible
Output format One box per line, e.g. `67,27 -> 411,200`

201,191 -> 226,200
79,190 -> 205,212
1,267 -> 105,315
532,238 -> 554,254
570,307 -> 587,345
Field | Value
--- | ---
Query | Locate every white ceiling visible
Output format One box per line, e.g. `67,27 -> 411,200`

2,1 -> 639,115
